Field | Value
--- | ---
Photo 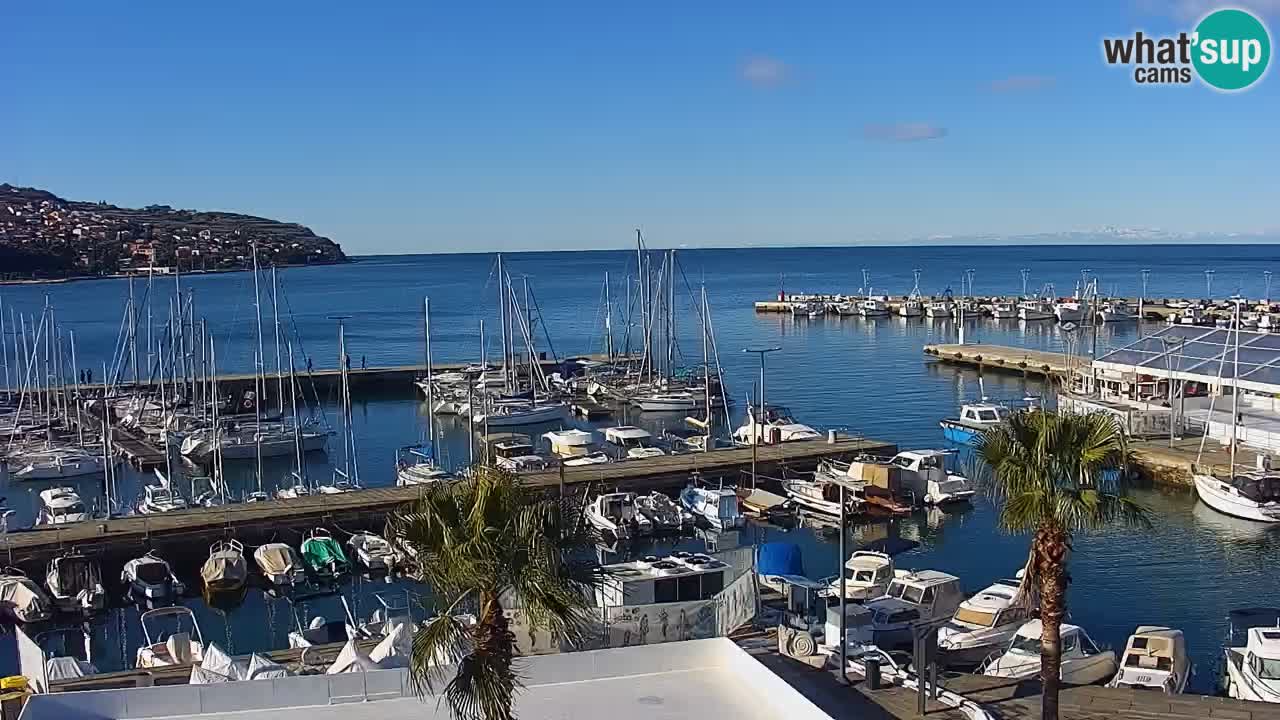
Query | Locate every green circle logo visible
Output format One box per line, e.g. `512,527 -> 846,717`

1193,8 -> 1271,91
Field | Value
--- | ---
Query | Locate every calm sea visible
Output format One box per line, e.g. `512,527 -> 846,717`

3,243 -> 1280,687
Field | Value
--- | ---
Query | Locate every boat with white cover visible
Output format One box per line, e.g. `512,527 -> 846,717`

36,487 -> 90,525
604,425 -> 665,458
253,542 -> 306,587
136,606 -> 206,668
543,428 -> 596,459
0,569 -> 53,623
348,532 -> 398,573
122,551 -> 185,600
46,552 -> 106,615
634,491 -> 688,531
888,450 -> 976,505
201,539 -> 248,592
11,447 -> 107,481
1108,626 -> 1189,694
563,450 -> 611,466
585,492 -> 650,538
1223,608 -> 1280,703
980,620 -> 1117,684
936,577 -> 1029,667
679,484 -> 744,529
732,405 -> 820,445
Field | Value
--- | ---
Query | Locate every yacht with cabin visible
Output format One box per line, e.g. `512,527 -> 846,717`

936,577 -> 1030,667
851,570 -> 964,649
939,403 -> 1010,445
980,620 -> 1117,684
1108,626 -> 1189,694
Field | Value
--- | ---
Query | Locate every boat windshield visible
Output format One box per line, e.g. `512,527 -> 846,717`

1250,653 -> 1280,680
886,580 -> 907,599
1010,634 -> 1042,655
849,569 -> 876,584
135,563 -> 169,584
54,504 -> 85,517
954,607 -> 997,627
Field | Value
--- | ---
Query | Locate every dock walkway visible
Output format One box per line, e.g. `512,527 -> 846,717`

924,343 -> 1074,379
1,436 -> 893,570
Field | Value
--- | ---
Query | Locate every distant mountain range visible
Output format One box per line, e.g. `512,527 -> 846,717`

0,184 -> 348,280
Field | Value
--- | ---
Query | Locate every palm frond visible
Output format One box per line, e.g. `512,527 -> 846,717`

410,608 -> 476,697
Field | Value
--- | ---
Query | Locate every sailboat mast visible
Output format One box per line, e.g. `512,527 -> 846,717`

1231,298 -> 1241,469
272,266 -> 285,417
337,318 -> 353,483
127,276 -> 138,386
701,284 -> 711,445
288,341 -> 306,486
497,254 -> 510,392
252,241 -> 265,494
667,250 -> 676,380
424,296 -> 434,439
604,271 -> 614,362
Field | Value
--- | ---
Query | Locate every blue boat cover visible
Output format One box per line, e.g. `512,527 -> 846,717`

758,542 -> 804,577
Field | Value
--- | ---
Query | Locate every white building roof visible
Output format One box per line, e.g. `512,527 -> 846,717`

20,639 -> 832,720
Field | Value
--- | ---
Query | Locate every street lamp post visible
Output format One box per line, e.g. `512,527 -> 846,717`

1205,270 -> 1215,301
1161,336 -> 1185,447
743,346 -> 781,490
1139,269 -> 1150,338
1266,271 -> 1273,305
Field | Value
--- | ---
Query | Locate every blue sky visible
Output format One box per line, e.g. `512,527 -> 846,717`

4,0 -> 1278,253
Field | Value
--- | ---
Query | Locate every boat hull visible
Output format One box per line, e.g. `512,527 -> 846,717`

1194,474 -> 1280,523
939,420 -> 980,445
474,404 -> 568,427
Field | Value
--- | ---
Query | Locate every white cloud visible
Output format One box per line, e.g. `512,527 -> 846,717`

986,75 -> 1055,93
740,56 -> 790,88
863,122 -> 948,142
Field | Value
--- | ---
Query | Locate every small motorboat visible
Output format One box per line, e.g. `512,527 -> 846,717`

1108,626 -> 1190,694
396,444 -> 451,486
0,568 -> 53,623
632,391 -> 699,412
472,401 -> 569,428
633,491 -> 687,531
46,552 -> 106,615
783,478 -> 863,518
936,577 -> 1030,668
136,606 -> 206,668
585,492 -> 650,539
200,539 -> 248,593
253,542 -> 307,588
348,532 -> 397,573
679,484 -> 744,529
938,403 -> 1010,445
604,426 -> 666,459
36,487 -> 90,526
562,450 -> 612,467
301,529 -> 350,579
822,550 -> 894,602
275,473 -> 312,499
122,551 -> 185,600
137,479 -> 190,514
1222,608 -> 1280,703
11,447 -> 107,481
543,428 -> 597,460
852,570 -> 965,649
980,620 -> 1118,684
288,595 -> 366,649
732,405 -> 820,445
888,450 -> 976,505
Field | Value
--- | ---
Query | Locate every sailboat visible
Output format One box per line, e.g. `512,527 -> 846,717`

1194,301 -> 1280,523
318,324 -> 361,494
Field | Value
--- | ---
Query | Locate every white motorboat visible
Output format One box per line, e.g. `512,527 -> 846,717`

1194,471 -> 1280,523
679,485 -> 744,529
1108,626 -> 1190,694
936,578 -> 1030,667
633,491 -> 688,531
833,301 -> 859,316
0,569 -> 53,623
783,478 -> 863,517
1097,299 -> 1139,323
36,487 -> 90,525
604,426 -> 666,459
201,539 -> 248,592
852,570 -> 965,649
11,447 -> 107,481
563,450 -> 611,467
254,542 -> 307,587
822,550 -> 894,602
859,298 -> 891,317
348,532 -> 398,573
981,620 -> 1117,684
1223,610 -> 1280,703
1017,299 -> 1054,321
137,479 -> 190,514
990,299 -> 1018,319
732,405 -> 821,445
472,401 -> 568,428
925,300 -> 953,318
495,453 -> 554,472
122,551 -> 185,600
275,477 -> 312,499
1054,300 -> 1086,323
585,492 -> 650,538
136,606 -> 206,668
396,445 -> 451,486
632,391 -> 699,412
543,428 -> 597,459
939,402 -> 1010,445
887,450 -> 976,505
46,552 -> 106,615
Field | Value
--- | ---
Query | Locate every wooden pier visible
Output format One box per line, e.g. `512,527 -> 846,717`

923,343 -> 1074,379
0,436 -> 893,572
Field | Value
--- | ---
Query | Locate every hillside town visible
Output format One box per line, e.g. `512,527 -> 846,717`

0,183 -> 348,280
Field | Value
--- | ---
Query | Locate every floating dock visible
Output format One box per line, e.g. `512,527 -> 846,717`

923,343 -> 1073,379
0,436 -> 894,572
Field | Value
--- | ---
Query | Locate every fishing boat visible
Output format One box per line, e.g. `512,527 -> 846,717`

1097,299 -> 1139,323
11,447 -> 107,481
980,620 -> 1118,684
45,551 -> 106,615
122,551 -> 185,600
852,570 -> 965,649
633,491 -> 688,531
859,298 -> 891,317
898,271 -> 925,317
253,542 -> 307,588
136,606 -> 206,668
939,402 -> 1010,445
585,492 -> 650,539
889,450 -> 976,505
301,529 -> 350,579
936,577 -> 1030,668
821,550 -> 894,602
200,539 -> 248,592
396,444 -> 451,485
0,568 -> 53,623
1222,608 -> 1280,703
348,531 -> 398,573
603,425 -> 666,459
990,299 -> 1018,319
925,299 -> 953,318
783,478 -> 863,517
732,404 -> 821,445
36,487 -> 90,525
679,484 -> 744,529
1017,298 -> 1054,321
1053,299 -> 1086,323
1107,626 -> 1190,694
137,478 -> 190,514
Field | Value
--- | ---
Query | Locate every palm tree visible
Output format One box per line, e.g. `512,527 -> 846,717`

386,466 -> 598,720
976,408 -> 1150,720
